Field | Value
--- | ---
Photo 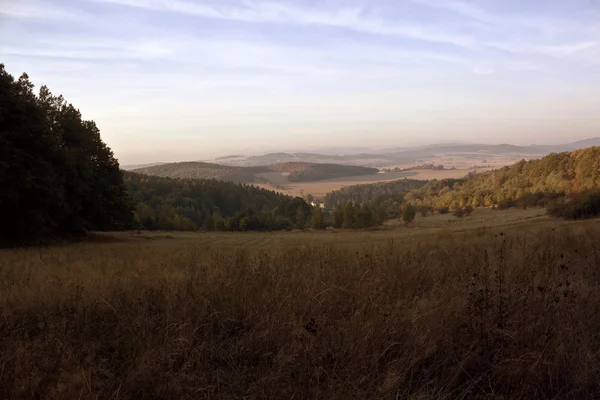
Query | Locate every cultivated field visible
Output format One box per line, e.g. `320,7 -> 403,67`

2,209 -> 600,399
258,168 -> 492,197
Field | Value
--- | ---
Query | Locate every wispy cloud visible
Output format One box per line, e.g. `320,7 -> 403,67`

94,0 -> 479,49
2,0 -> 600,161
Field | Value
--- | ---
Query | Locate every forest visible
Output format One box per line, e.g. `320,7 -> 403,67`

124,172 -> 312,231
324,179 -> 427,209
404,148 -> 600,214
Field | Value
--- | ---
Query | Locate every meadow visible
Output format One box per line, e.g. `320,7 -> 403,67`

1,209 -> 600,399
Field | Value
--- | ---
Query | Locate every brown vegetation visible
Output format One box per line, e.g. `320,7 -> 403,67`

2,217 -> 600,399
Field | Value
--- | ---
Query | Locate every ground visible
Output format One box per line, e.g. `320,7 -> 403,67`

85,207 -> 556,249
3,208 -> 599,399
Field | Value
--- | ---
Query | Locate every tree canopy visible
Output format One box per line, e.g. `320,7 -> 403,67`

124,172 -> 313,231
0,64 -> 131,245
405,148 -> 600,212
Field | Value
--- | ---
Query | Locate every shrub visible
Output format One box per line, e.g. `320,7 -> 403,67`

547,192 -> 600,219
453,209 -> 465,218
402,204 -> 416,223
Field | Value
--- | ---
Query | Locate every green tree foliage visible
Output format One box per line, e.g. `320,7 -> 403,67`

296,206 -> 305,230
0,65 -> 132,245
331,201 -> 384,229
324,179 -> 427,208
311,207 -> 326,230
333,207 -> 344,228
342,202 -> 356,229
402,204 -> 416,224
405,148 -> 600,212
124,172 -> 311,231
547,191 -> 600,220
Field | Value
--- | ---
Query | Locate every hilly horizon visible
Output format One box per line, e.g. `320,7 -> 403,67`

122,137 -> 600,170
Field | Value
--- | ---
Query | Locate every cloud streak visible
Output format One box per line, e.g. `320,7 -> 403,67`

2,0 -> 599,162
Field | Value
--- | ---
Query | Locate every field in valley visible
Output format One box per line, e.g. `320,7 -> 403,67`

258,167 -> 493,197
3,208 -> 600,399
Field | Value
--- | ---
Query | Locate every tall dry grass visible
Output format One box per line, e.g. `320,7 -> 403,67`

1,226 -> 600,399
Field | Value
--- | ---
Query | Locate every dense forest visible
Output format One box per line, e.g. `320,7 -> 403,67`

133,161 -> 264,184
0,64 -> 131,245
405,148 -> 600,213
124,172 -> 312,231
135,160 -> 378,184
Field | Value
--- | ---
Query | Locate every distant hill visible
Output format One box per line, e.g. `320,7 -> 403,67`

202,138 -> 600,169
566,137 -> 600,149
133,162 -> 267,184
121,162 -> 166,171
267,162 -> 378,182
133,161 -> 379,184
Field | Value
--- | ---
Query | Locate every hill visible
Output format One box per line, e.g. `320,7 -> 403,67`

203,138 -> 600,170
121,162 -> 165,171
133,161 -> 379,184
133,161 -> 268,184
404,147 -> 600,211
267,162 -> 378,182
566,137 -> 600,149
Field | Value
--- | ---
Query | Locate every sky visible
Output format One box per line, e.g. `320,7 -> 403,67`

1,0 -> 600,164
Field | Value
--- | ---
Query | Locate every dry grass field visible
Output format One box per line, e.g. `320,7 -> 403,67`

2,209 -> 600,399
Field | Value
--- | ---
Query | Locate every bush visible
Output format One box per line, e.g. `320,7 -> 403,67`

497,198 -> 515,210
547,192 -> 600,219
438,206 -> 449,214
402,204 -> 416,223
453,209 -> 465,218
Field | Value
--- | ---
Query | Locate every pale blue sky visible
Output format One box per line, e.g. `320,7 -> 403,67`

1,0 -> 599,163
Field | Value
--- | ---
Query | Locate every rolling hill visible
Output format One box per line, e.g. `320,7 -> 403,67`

133,162 -> 267,183
204,138 -> 600,169
133,161 -> 379,184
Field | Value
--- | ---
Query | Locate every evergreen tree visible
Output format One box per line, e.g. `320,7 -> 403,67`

0,64 -> 132,245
